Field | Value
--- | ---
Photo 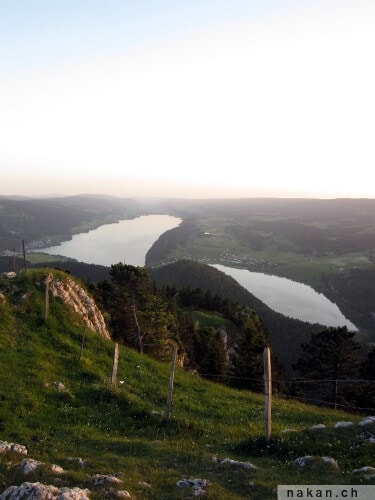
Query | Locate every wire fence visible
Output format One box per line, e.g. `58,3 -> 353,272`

195,372 -> 375,413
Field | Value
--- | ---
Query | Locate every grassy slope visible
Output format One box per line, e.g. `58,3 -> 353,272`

0,270 -> 374,499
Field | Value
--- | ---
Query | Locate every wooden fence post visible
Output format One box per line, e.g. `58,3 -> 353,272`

22,240 -> 27,271
78,324 -> 87,362
165,347 -> 178,421
264,347 -> 272,443
45,275 -> 51,320
111,342 -> 119,386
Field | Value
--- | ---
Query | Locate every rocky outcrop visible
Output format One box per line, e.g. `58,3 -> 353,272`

46,275 -> 110,339
0,482 -> 90,499
293,456 -> 339,470
176,479 -> 210,497
0,441 -> 27,455
212,456 -> 257,470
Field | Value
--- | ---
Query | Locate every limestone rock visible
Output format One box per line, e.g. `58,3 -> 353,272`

358,416 -> 375,426
51,465 -> 64,475
92,475 -> 122,486
351,466 -> 375,475
53,382 -> 66,392
0,482 -> 90,500
293,456 -> 339,470
137,481 -> 151,488
334,421 -> 353,428
46,275 -> 110,339
0,481 -> 59,499
310,424 -> 326,430
212,456 -> 257,470
102,490 -> 131,498
0,441 -> 27,455
55,487 -> 90,499
176,479 -> 210,497
358,429 -> 375,443
20,458 -> 43,475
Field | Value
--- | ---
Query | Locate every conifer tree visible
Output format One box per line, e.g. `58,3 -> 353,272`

231,310 -> 268,392
293,326 -> 360,407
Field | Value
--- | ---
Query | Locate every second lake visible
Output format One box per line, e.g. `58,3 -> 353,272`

212,264 -> 357,330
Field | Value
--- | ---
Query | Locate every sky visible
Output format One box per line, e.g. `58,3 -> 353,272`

0,0 -> 374,199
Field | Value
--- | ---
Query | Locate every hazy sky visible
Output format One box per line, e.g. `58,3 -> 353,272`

1,0 -> 374,198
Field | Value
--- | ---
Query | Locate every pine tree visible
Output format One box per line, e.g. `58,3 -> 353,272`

293,326 -> 361,408
231,310 -> 268,392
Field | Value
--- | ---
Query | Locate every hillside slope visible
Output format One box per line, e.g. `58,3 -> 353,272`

149,260 -> 323,369
0,269 -> 373,498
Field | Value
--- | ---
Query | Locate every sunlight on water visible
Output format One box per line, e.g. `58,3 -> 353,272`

212,264 -> 357,329
38,215 -> 181,266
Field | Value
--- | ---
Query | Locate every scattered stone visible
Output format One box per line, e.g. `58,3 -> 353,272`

67,458 -> 86,468
358,416 -> 375,426
20,458 -> 43,475
281,429 -> 297,433
137,481 -> 151,488
1,272 -> 16,279
212,456 -> 257,470
351,466 -> 375,476
334,421 -> 353,428
92,474 -> 122,486
0,441 -> 27,455
310,424 -> 326,430
321,456 -> 339,469
51,464 -> 64,475
104,490 -> 131,498
53,382 -> 66,392
56,487 -> 90,499
293,456 -> 339,470
0,482 -> 59,499
176,479 -> 210,497
358,430 -> 375,443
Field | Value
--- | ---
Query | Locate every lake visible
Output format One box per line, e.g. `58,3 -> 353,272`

38,214 -> 182,267
212,264 -> 357,330
38,215 -> 356,328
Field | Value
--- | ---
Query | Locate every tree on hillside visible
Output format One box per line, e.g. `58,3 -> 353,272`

293,326 -> 361,408
345,346 -> 375,412
231,310 -> 268,392
193,326 -> 228,382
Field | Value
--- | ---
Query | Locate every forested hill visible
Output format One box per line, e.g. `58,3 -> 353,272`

0,253 -> 323,369
149,260 -> 323,369
0,195 -> 144,253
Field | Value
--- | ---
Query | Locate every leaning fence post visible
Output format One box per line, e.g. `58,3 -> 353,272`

264,347 -> 272,443
165,347 -> 178,421
22,240 -> 27,271
44,275 -> 52,320
111,342 -> 119,386
78,324 -> 87,362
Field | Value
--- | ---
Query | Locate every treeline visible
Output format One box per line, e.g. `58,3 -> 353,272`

89,263 -> 269,391
292,326 -> 375,412
149,260 -> 323,370
89,262 -> 375,410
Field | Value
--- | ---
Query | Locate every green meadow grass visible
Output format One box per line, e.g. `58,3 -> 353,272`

0,270 -> 373,498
